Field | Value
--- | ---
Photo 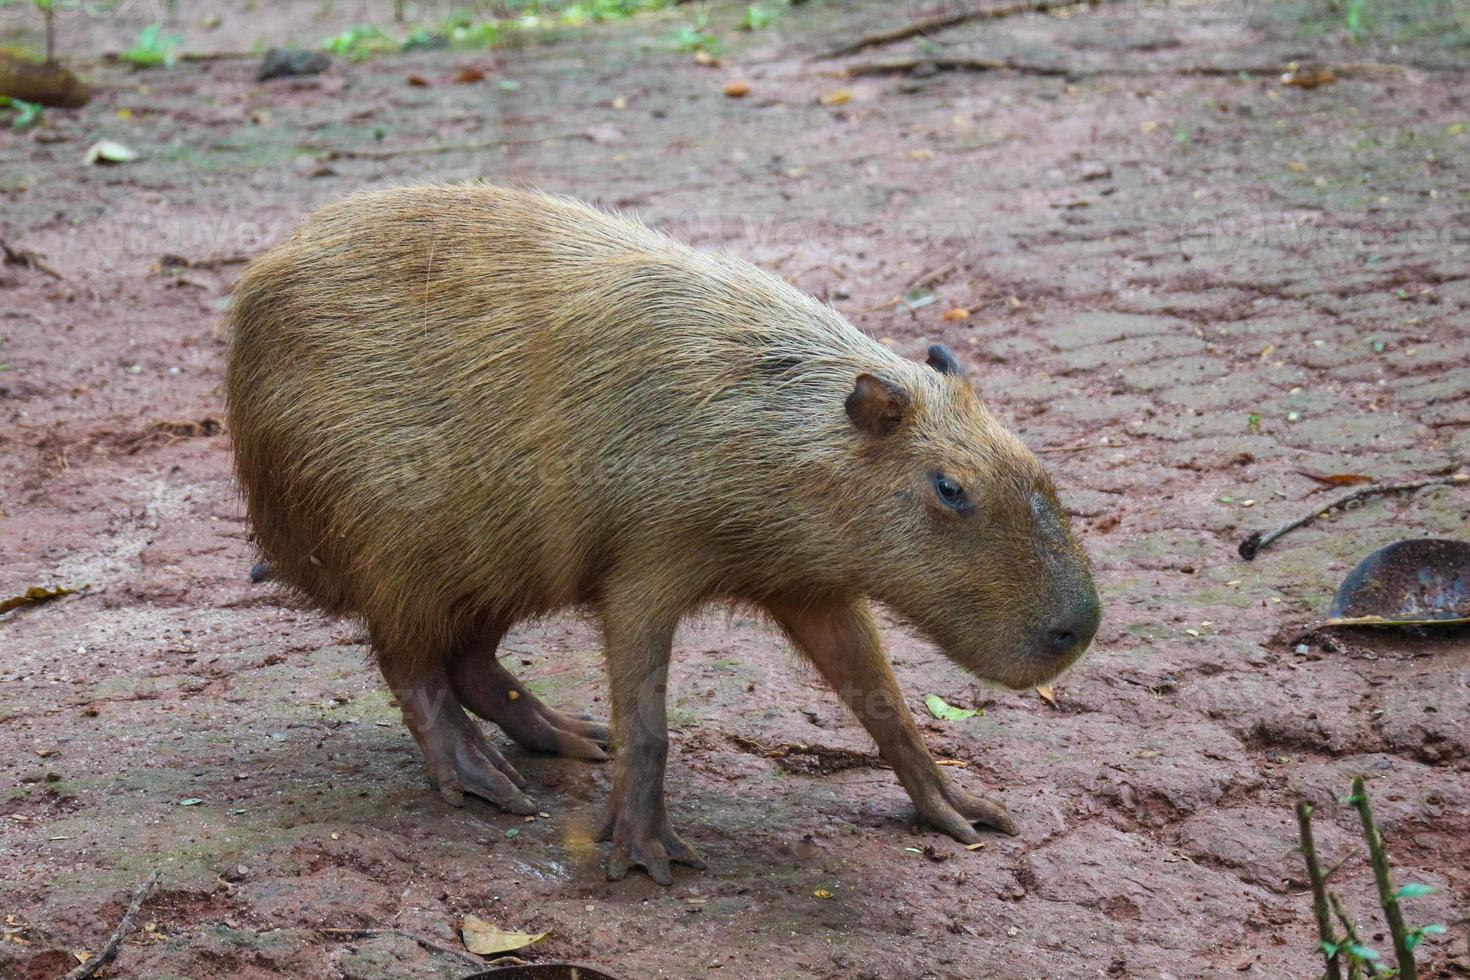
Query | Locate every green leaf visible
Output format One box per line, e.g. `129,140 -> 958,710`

1344,944 -> 1381,961
178,798 -> 203,806
504,827 -> 520,839
1394,883 -> 1435,899
924,694 -> 980,721
1419,924 -> 1447,935
1318,940 -> 1339,957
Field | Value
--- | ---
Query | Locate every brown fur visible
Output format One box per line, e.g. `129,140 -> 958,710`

227,183 -> 1097,689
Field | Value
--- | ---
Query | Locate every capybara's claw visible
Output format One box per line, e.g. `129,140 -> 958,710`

402,676 -> 536,814
601,809 -> 706,885
605,830 -> 706,885
917,783 -> 1018,842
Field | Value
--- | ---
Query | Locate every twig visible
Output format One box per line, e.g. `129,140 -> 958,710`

1328,891 -> 1374,980
61,870 -> 161,980
1238,473 -> 1468,560
1,239 -> 65,280
319,927 -> 487,971
818,0 -> 1107,59
1350,776 -> 1417,980
322,132 -> 590,161
843,58 -> 1421,80
1297,802 -> 1344,980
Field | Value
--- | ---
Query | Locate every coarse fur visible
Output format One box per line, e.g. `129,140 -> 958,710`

227,183 -> 1097,694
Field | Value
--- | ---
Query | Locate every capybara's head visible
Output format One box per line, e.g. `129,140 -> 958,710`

844,344 -> 1100,689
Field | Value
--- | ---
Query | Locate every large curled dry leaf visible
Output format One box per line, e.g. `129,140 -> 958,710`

461,914 -> 547,956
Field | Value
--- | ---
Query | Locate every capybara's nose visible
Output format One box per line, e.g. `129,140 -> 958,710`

1043,592 -> 1101,658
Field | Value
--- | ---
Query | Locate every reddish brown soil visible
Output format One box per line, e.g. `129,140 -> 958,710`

1,1 -> 1468,978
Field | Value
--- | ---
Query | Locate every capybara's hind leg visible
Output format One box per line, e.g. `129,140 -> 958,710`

390,668 -> 536,815
449,623 -> 611,761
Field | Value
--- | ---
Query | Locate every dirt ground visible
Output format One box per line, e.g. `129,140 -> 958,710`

2,1 -> 1468,977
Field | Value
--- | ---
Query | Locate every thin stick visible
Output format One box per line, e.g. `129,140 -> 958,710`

1,239 -> 65,280
818,0 -> 1105,59
61,870 -> 161,980
44,5 -> 56,63
1238,473 -> 1468,560
319,927 -> 487,971
1350,776 -> 1416,980
1297,802 -> 1343,980
842,58 -> 1419,80
1328,892 -> 1370,979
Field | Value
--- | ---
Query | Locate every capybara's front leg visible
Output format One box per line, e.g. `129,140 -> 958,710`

768,597 -> 1019,841
389,667 -> 537,815
449,622 -> 611,761
595,601 -> 706,885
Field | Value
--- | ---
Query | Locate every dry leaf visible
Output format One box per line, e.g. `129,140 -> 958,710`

1035,684 -> 1057,706
83,140 -> 137,165
819,89 -> 852,107
1280,64 -> 1336,89
406,74 -> 431,87
455,68 -> 486,84
812,888 -> 833,899
461,915 -> 547,956
723,79 -> 751,98
0,584 -> 79,616
1297,469 -> 1373,487
941,307 -> 970,321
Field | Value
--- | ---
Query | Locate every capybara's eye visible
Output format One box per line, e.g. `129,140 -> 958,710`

932,474 -> 970,512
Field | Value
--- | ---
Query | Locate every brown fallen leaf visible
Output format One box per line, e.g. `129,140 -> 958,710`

0,585 -> 79,616
1281,64 -> 1336,89
406,74 -> 431,87
1297,469 -> 1373,487
1035,684 -> 1057,706
941,307 -> 970,321
722,79 -> 751,98
461,915 -> 547,956
455,67 -> 486,84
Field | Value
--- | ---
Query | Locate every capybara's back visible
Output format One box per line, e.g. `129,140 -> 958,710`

228,184 -> 892,680
228,183 -> 1099,884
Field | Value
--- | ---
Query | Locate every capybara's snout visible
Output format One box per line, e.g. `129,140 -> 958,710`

1034,574 -> 1102,667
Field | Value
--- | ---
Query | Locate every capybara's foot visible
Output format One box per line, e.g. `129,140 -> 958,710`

451,656 -> 610,761
597,806 -> 707,886
915,781 -> 1018,842
395,672 -> 536,814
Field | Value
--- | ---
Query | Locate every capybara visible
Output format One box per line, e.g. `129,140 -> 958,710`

226,184 -> 1101,885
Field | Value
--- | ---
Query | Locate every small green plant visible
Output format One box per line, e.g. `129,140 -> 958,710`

0,95 -> 44,129
741,4 -> 774,30
32,0 -> 56,61
1245,412 -> 1262,433
322,24 -> 398,61
672,11 -> 720,55
1296,777 -> 1448,980
1344,0 -> 1368,41
120,22 -> 182,68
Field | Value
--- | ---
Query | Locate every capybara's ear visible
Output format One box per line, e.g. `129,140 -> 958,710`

845,373 -> 910,438
926,343 -> 964,377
